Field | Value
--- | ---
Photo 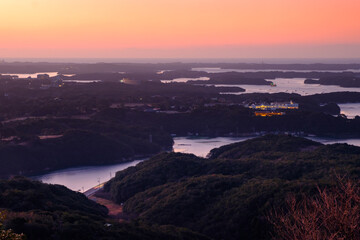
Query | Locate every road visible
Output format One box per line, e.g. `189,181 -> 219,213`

83,183 -> 105,197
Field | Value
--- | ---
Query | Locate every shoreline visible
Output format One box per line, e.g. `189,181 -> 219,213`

29,134 -> 360,179
84,182 -> 106,197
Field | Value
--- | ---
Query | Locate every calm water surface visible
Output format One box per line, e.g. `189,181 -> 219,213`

215,78 -> 360,96
175,136 -> 360,151
307,137 -> 360,147
34,160 -> 143,192
35,136 -> 360,192
63,80 -> 102,83
173,136 -> 253,157
5,72 -> 59,78
192,67 -> 360,73
173,136 -> 360,157
338,103 -> 360,118
10,66 -> 360,191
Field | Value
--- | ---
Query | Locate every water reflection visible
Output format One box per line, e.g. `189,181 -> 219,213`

34,160 -> 143,192
174,136 -> 360,158
338,103 -> 360,119
306,137 -> 360,146
173,137 -> 252,157
6,72 -> 59,78
216,78 -> 360,96
192,67 -> 360,73
35,136 -> 360,191
63,80 -> 102,83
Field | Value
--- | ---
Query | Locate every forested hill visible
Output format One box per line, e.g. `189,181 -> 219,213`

1,135 -> 359,239
0,119 -> 173,177
207,134 -> 323,158
104,134 -> 360,240
0,177 -> 209,240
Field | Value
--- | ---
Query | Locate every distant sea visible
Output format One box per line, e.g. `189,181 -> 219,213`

2,58 -> 360,64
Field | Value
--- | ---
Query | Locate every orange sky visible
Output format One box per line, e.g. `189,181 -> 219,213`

0,0 -> 360,58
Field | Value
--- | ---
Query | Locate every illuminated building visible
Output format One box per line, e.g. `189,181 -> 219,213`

254,111 -> 285,117
51,76 -> 64,87
248,101 -> 299,110
121,78 -> 141,85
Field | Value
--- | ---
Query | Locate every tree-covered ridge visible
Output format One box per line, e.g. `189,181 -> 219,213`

2,102 -> 360,177
0,176 -> 107,215
104,153 -> 205,203
207,134 -> 323,159
305,76 -> 360,87
104,135 -> 360,240
0,117 -> 173,177
1,69 -> 360,177
0,177 -> 210,240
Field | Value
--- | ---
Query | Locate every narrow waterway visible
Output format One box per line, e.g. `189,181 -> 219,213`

33,160 -> 143,192
35,136 -> 360,192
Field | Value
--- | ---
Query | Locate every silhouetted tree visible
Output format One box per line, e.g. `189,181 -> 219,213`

0,211 -> 24,240
268,176 -> 360,240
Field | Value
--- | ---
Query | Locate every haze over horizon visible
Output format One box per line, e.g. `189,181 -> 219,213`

1,0 -> 360,59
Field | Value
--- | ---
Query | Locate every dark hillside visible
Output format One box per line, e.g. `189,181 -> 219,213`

208,134 -> 322,159
0,177 -> 210,240
104,135 -> 360,240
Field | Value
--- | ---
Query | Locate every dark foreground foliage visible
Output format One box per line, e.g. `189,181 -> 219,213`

268,176 -> 360,240
0,177 -> 209,240
105,135 -> 360,240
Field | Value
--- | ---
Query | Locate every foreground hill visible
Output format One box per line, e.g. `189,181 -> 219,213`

104,135 -> 360,240
0,177 -> 209,240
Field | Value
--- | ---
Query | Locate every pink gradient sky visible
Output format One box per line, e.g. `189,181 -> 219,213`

1,0 -> 359,58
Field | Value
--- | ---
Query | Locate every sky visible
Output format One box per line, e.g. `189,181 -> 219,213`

0,0 -> 360,59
